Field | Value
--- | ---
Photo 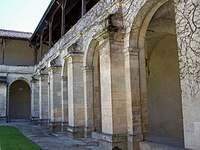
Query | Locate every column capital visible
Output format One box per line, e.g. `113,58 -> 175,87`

47,66 -> 62,73
37,68 -> 48,76
49,65 -> 62,70
36,65 -> 48,75
31,76 -> 39,83
38,74 -> 48,78
123,47 -> 140,56
82,66 -> 94,71
63,53 -> 84,64
61,76 -> 67,81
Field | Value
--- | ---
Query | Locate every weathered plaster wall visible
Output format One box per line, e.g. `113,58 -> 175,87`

174,0 -> 200,149
2,39 -> 34,66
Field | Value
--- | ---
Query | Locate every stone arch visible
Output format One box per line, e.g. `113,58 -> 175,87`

9,77 -> 31,89
127,0 -> 170,140
129,0 -> 168,48
129,0 -> 184,147
83,37 -> 102,135
9,80 -> 31,120
83,38 -> 99,67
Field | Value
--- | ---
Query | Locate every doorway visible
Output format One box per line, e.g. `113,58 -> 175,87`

9,80 -> 31,120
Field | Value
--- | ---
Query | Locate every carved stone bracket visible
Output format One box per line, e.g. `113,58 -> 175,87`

31,75 -> 39,83
105,12 -> 124,32
37,66 -> 48,76
67,42 -> 83,54
50,56 -> 61,67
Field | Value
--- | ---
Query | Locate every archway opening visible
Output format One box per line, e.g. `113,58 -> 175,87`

9,80 -> 31,120
85,39 -> 102,133
144,1 -> 184,147
61,60 -> 68,130
93,45 -> 102,132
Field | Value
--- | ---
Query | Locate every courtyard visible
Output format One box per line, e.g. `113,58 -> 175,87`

0,121 -> 102,150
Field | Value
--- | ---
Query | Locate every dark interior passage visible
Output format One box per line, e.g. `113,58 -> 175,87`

9,80 -> 31,120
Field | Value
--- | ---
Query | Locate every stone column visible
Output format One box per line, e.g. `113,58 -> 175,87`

31,77 -> 40,124
95,30 -> 127,150
64,53 -> 85,138
61,76 -> 68,132
39,74 -> 49,125
123,47 -> 146,150
48,66 -> 62,132
83,66 -> 94,137
0,82 -> 7,122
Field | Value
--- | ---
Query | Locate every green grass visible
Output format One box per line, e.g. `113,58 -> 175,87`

0,126 -> 42,150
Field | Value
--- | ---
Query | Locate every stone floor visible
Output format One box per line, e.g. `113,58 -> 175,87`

0,121 -> 103,150
149,134 -> 184,148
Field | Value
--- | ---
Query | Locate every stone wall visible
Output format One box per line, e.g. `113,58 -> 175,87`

174,0 -> 200,149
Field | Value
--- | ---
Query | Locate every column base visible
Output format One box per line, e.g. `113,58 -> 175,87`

67,125 -> 84,138
92,132 -> 127,150
49,121 -> 62,133
39,119 -> 49,126
84,127 -> 94,138
0,116 -> 7,123
30,116 -> 39,125
61,122 -> 68,132
127,134 -> 144,150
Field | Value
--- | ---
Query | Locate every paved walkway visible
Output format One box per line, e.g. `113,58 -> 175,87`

0,121 -> 103,150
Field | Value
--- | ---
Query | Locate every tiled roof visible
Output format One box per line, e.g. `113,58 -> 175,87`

0,29 -> 32,39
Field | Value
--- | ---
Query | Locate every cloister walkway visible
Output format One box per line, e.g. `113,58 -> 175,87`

0,121 -> 102,150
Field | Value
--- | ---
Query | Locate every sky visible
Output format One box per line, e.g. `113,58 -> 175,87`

0,0 -> 51,33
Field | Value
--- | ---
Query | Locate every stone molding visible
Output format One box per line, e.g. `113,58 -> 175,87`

61,76 -> 68,80
123,47 -> 140,56
92,132 -> 127,143
82,66 -> 94,71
